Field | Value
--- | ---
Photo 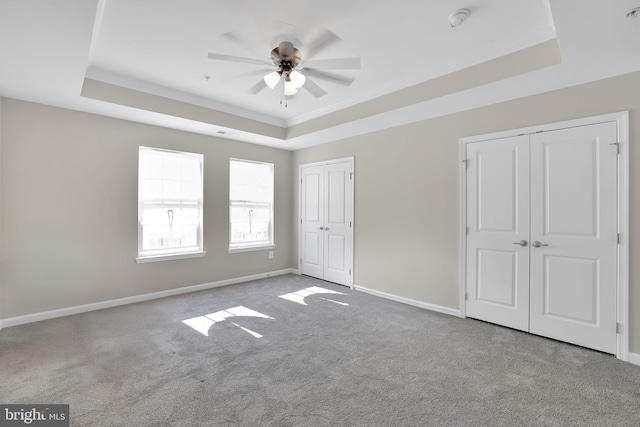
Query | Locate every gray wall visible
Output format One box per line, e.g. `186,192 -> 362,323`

292,70 -> 640,354
0,98 -> 292,318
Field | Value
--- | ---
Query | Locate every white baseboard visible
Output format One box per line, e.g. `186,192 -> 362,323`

354,285 -> 461,317
1,268 -> 296,328
628,352 -> 640,366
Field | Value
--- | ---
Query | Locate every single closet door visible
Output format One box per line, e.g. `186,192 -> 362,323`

300,159 -> 353,287
529,123 -> 618,354
465,135 -> 531,332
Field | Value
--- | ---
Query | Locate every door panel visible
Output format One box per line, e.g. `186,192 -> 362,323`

300,166 -> 324,278
304,232 -> 322,266
304,173 -> 322,222
476,249 -> 518,307
542,255 -> 598,324
542,137 -> 598,237
326,234 -> 346,272
477,148 -> 519,233
529,122 -> 618,354
327,169 -> 346,223
465,135 -> 530,331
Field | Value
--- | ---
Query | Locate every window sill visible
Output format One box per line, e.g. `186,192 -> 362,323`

136,251 -> 206,264
228,244 -> 276,254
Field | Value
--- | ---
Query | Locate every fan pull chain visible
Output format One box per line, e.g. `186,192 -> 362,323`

279,77 -> 288,107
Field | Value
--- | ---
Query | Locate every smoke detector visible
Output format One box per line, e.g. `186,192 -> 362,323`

625,7 -> 640,18
449,8 -> 471,28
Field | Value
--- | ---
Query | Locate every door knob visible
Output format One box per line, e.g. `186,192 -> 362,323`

532,241 -> 549,248
318,227 -> 325,230
324,227 -> 330,231
512,240 -> 528,247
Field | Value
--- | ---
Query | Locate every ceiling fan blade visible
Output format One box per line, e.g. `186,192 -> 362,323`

246,79 -> 267,95
301,57 -> 361,70
230,68 -> 275,80
221,32 -> 263,57
302,77 -> 327,98
207,52 -> 271,67
303,69 -> 355,86
305,29 -> 341,58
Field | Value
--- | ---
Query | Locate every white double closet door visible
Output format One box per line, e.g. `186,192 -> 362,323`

465,122 -> 618,354
299,158 -> 353,287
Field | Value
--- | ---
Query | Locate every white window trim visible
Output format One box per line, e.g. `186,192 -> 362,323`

136,251 -> 206,264
138,146 -> 204,262
228,244 -> 275,254
229,158 -> 274,252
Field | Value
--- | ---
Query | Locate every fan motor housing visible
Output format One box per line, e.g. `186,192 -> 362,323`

271,41 -> 302,68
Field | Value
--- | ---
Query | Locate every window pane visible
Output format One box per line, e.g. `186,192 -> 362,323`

140,178 -> 163,200
140,151 -> 163,179
138,147 -> 204,257
163,180 -> 181,200
229,159 -> 273,248
182,157 -> 201,182
163,155 -> 182,181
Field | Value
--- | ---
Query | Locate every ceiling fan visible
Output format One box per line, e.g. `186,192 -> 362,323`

207,30 -> 361,99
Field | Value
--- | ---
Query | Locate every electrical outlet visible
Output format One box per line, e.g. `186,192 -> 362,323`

269,251 -> 274,259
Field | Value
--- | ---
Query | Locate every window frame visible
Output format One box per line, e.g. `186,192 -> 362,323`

136,146 -> 205,263
228,158 -> 275,253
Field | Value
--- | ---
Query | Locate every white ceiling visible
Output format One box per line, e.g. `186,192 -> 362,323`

1,1 -> 639,150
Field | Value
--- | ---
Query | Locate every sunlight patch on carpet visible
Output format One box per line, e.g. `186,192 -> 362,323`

279,286 -> 348,306
182,306 -> 274,337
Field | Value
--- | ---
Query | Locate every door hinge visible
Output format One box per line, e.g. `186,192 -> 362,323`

462,159 -> 468,169
350,172 -> 353,180
300,258 -> 302,264
465,292 -> 469,301
300,178 -> 303,184
300,218 -> 302,225
616,322 -> 621,334
350,221 -> 352,228
466,226 -> 469,235
349,269 -> 352,276
617,233 -> 621,244
609,142 -> 620,155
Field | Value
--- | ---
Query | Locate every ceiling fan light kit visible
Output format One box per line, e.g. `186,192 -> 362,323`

263,71 -> 281,89
265,41 -> 306,97
289,70 -> 306,88
284,80 -> 298,96
207,29 -> 361,103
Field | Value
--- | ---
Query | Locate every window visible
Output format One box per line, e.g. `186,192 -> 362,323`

229,159 -> 274,252
137,146 -> 204,262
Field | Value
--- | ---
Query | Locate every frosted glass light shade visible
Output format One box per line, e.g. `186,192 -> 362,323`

289,70 -> 306,88
263,71 -> 281,89
284,80 -> 298,95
